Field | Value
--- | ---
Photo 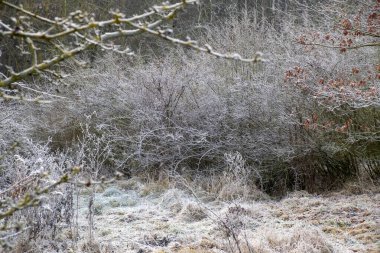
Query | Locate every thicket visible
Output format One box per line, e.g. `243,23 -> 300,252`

28,0 -> 378,195
0,0 -> 379,251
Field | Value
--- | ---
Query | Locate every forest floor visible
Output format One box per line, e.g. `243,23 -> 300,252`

74,178 -> 379,253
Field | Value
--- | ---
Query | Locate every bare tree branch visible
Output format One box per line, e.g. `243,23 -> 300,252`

0,0 -> 263,98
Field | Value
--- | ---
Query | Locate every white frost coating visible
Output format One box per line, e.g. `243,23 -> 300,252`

75,182 -> 378,252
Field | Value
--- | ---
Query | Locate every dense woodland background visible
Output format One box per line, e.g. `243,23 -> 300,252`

0,0 -> 379,251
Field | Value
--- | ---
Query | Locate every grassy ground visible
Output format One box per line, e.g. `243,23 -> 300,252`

71,178 -> 380,253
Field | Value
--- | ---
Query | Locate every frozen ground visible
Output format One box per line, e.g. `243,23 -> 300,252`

74,178 -> 379,253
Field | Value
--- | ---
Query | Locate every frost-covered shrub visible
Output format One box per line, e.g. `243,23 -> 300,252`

0,140 -> 75,251
17,1 -> 380,195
